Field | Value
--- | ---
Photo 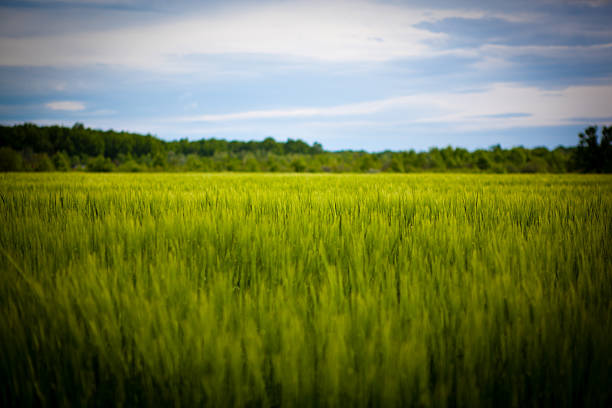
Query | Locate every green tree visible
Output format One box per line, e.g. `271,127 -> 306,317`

153,152 -> 167,169
388,156 -> 404,172
117,160 -> 144,172
52,151 -> 71,171
262,137 -> 282,154
291,157 -> 307,172
186,154 -> 203,171
87,155 -> 114,172
575,126 -> 612,172
30,153 -> 55,171
475,154 -> 491,171
359,154 -> 375,172
0,147 -> 23,171
521,157 -> 548,173
312,142 -> 324,154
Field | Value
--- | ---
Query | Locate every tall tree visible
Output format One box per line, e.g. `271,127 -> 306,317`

575,126 -> 612,173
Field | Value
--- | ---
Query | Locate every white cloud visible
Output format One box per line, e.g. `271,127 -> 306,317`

45,101 -> 86,111
7,0 -> 605,74
179,83 -> 612,130
405,84 -> 612,131
0,1 -> 485,69
0,0 -> 608,75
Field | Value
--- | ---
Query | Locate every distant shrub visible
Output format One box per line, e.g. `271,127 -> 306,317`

52,152 -> 71,171
476,155 -> 492,170
87,155 -> 114,172
117,160 -> 145,172
521,157 -> 549,173
32,153 -> 55,172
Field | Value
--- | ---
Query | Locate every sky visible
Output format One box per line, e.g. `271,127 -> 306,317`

0,0 -> 611,151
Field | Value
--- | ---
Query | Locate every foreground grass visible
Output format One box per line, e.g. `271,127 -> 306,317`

1,173 -> 611,407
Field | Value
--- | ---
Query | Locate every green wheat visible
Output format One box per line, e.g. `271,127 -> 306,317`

1,173 -> 611,407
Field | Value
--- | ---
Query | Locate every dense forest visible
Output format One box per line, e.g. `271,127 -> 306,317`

0,123 -> 610,173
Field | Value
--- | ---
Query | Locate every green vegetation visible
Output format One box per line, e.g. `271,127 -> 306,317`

576,126 -> 612,173
1,173 -> 611,407
5,122 -> 605,173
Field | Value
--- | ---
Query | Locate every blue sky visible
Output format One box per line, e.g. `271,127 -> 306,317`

0,0 -> 611,151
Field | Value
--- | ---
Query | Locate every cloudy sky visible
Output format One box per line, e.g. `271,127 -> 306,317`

1,0 -> 611,151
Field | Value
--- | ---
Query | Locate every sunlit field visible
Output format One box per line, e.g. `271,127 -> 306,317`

1,173 -> 611,407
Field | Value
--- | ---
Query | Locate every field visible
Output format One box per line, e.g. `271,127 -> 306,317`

1,173 -> 611,407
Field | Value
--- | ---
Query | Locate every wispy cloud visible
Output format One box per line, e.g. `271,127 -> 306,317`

45,100 -> 85,111
181,96 -> 423,122
180,83 -> 612,130
406,84 -> 612,130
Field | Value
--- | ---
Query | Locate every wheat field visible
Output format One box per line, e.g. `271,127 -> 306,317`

1,173 -> 611,407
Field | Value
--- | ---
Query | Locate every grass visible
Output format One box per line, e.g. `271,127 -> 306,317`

1,173 -> 611,407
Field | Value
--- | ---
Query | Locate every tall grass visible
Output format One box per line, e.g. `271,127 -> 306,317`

1,173 -> 611,407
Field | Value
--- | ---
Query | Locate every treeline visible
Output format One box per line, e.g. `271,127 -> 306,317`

0,122 -> 609,173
